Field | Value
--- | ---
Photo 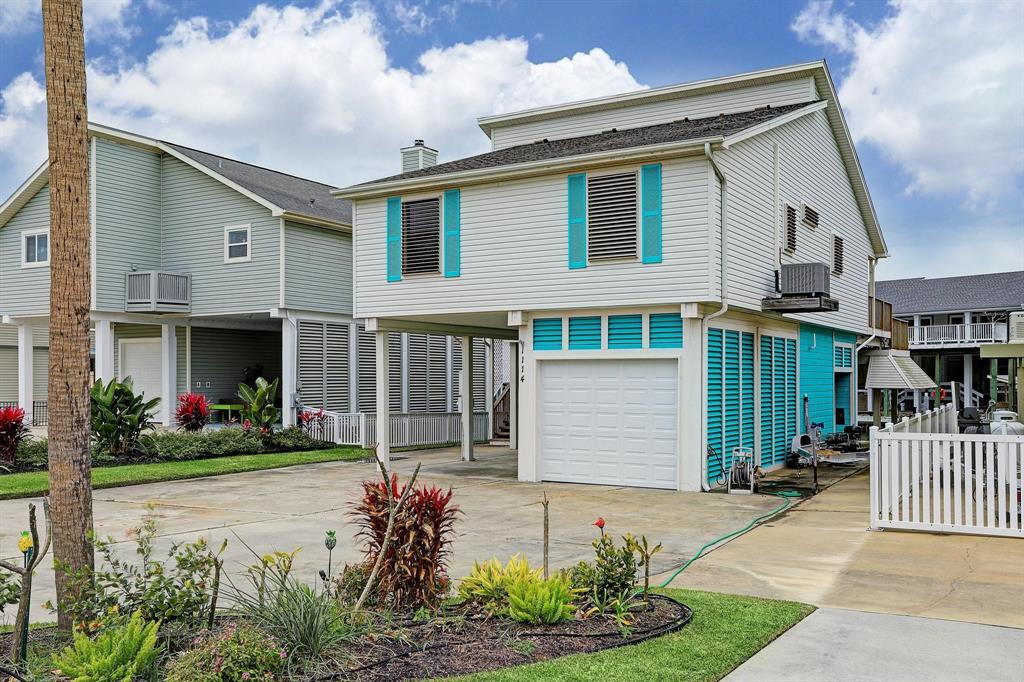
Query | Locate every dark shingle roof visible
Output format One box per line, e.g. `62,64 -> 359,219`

164,142 -> 351,225
876,271 -> 1024,315
356,101 -> 816,187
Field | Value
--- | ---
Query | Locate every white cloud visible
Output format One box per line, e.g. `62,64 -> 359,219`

793,0 -> 1024,205
0,1 -> 644,196
391,1 -> 434,34
0,0 -> 134,39
0,73 -> 47,188
878,222 -> 1024,280
0,0 -> 37,35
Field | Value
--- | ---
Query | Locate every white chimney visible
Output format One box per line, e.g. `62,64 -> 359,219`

400,139 -> 438,172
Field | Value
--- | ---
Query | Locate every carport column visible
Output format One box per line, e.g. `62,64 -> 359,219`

16,323 -> 33,424
460,335 -> 475,461
508,341 -> 519,450
963,353 -> 973,408
679,307 -> 704,492
160,323 -> 177,426
374,326 -> 390,468
280,317 -> 298,427
94,318 -> 114,382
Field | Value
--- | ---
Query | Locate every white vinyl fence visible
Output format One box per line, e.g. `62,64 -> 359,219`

300,408 -> 489,449
869,404 -> 1023,538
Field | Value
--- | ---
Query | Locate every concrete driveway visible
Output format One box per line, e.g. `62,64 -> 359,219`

0,446 -> 782,621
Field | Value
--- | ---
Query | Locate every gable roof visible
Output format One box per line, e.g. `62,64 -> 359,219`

0,123 -> 351,230
355,101 -> 815,187
876,271 -> 1024,315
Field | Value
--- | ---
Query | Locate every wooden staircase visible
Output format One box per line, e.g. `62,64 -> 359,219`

492,383 -> 511,439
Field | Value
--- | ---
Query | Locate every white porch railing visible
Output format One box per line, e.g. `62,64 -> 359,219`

869,404 -> 1023,538
301,408 -> 488,448
909,322 -> 1008,346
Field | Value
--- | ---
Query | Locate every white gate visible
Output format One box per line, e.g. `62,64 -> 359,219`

869,406 -> 1023,538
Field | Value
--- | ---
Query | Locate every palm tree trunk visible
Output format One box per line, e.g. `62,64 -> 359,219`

41,0 -> 94,632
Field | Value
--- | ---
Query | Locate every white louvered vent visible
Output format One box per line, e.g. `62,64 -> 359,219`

402,198 -> 440,274
802,204 -> 820,229
832,235 -> 845,276
473,338 -> 487,412
587,172 -> 637,261
450,339 -> 461,411
298,321 -> 325,409
357,324 -> 375,412
785,204 -> 797,252
1010,312 -> 1024,342
325,324 -> 349,412
407,333 -> 429,412
389,333 -> 403,412
297,321 -> 350,412
428,335 -> 448,412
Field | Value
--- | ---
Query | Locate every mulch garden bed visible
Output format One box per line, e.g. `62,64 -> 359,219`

316,595 -> 692,681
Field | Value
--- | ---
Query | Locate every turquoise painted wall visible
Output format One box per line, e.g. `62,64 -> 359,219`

799,323 -> 836,435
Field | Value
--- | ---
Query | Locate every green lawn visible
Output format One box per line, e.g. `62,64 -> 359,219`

0,447 -> 369,499
451,588 -> 814,682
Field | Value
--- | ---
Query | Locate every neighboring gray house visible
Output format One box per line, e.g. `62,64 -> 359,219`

0,124 -> 492,430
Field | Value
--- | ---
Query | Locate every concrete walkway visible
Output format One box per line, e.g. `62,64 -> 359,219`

726,607 -> 1024,682
0,446 -> 782,622
662,469 -> 1024,629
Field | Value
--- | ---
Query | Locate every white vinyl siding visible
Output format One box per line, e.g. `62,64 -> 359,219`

354,156 -> 710,318
489,77 -> 816,149
283,220 -> 352,314
587,172 -> 638,261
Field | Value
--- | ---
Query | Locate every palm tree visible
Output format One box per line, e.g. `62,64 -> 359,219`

41,0 -> 94,632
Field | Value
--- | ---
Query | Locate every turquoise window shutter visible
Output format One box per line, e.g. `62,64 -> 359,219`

608,315 -> 642,349
648,313 -> 683,348
568,316 -> 601,349
533,318 -> 563,350
567,173 -> 587,269
640,163 -> 663,264
386,197 -> 402,282
443,189 -> 461,277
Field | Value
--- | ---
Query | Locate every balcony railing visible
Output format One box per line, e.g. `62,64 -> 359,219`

909,322 -> 1008,346
125,271 -> 190,312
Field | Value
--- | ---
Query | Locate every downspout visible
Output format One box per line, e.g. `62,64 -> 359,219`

701,142 -> 728,491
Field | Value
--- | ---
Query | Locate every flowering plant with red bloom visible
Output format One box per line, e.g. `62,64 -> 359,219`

593,517 -> 606,535
297,408 -> 328,437
175,393 -> 210,432
0,406 -> 29,465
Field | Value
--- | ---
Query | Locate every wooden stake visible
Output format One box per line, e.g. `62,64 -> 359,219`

541,492 -> 549,580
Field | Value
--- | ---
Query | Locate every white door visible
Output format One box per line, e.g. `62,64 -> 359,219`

539,359 -> 678,489
119,339 -> 164,422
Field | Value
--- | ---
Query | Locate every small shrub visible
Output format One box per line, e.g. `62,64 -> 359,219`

589,532 -> 637,600
238,376 -> 280,433
458,555 -> 540,613
91,377 -> 160,457
268,425 -> 329,452
351,473 -> 460,609
0,405 -> 30,466
176,393 -> 210,432
52,610 -> 161,682
332,562 -> 374,608
139,427 -> 265,461
165,622 -> 285,682
507,574 -> 577,625
14,436 -> 48,470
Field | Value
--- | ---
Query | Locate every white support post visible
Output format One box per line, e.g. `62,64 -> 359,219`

94,318 -> 114,382
964,311 -> 972,342
16,324 -> 34,425
460,335 -> 475,462
508,341 -> 519,451
160,323 -> 177,426
679,315 -> 704,492
349,321 -> 359,414
375,329 -> 390,467
963,353 -> 974,408
281,317 -> 297,427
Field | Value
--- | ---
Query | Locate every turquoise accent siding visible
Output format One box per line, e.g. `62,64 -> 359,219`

608,315 -> 642,349
386,197 -> 402,282
533,318 -> 563,350
800,323 -> 851,436
443,189 -> 461,277
706,327 -> 756,484
567,173 -> 587,269
835,373 -> 851,428
640,163 -> 662,263
648,313 -> 683,348
568,316 -> 601,349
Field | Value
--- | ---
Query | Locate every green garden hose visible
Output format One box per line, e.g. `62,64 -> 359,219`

656,490 -> 802,589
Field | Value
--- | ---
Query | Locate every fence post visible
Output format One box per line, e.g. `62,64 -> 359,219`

869,425 -> 880,529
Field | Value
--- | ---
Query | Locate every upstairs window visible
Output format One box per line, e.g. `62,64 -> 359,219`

224,225 -> 251,263
784,204 -> 797,252
402,197 -> 440,275
832,234 -> 845,275
802,204 -> 820,229
22,230 -> 49,268
587,172 -> 638,261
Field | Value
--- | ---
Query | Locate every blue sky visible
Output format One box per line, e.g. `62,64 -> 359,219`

1,0 -> 1021,279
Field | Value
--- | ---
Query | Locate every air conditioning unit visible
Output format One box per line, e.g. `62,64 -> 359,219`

779,262 -> 831,297
1010,311 -> 1024,341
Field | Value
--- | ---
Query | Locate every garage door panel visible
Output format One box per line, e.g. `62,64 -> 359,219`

539,358 -> 678,490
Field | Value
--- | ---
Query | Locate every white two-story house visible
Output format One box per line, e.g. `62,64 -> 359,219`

336,61 -> 890,491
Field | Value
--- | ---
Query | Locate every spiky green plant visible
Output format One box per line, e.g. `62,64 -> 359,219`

457,554 -> 541,613
238,376 -> 281,431
90,377 -> 160,456
52,611 -> 160,682
507,574 -> 578,625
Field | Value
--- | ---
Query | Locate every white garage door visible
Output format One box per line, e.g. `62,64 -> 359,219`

120,340 -> 164,422
539,359 -> 678,489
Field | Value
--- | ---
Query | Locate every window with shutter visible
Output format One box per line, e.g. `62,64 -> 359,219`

784,204 -> 797,252
832,234 -> 845,275
587,172 -> 638,261
401,198 -> 440,275
802,204 -> 820,229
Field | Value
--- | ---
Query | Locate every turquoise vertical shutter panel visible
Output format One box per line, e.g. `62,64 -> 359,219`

741,332 -> 755,451
760,335 -> 798,468
640,163 -> 663,264
386,197 -> 402,282
760,336 -> 773,468
707,327 -> 756,484
567,173 -> 587,269
533,318 -> 563,350
568,316 -> 601,349
648,313 -> 683,348
443,189 -> 461,278
706,328 -> 724,482
608,315 -> 642,349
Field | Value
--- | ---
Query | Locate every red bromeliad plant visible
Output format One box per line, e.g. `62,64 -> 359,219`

297,409 -> 328,436
175,393 -> 210,432
0,406 -> 30,466
351,473 -> 460,609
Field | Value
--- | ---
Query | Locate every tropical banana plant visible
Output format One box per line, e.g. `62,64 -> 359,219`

238,376 -> 281,431
90,377 -> 161,457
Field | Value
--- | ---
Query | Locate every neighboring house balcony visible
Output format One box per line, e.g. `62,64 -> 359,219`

125,271 -> 190,313
909,322 -> 1008,349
